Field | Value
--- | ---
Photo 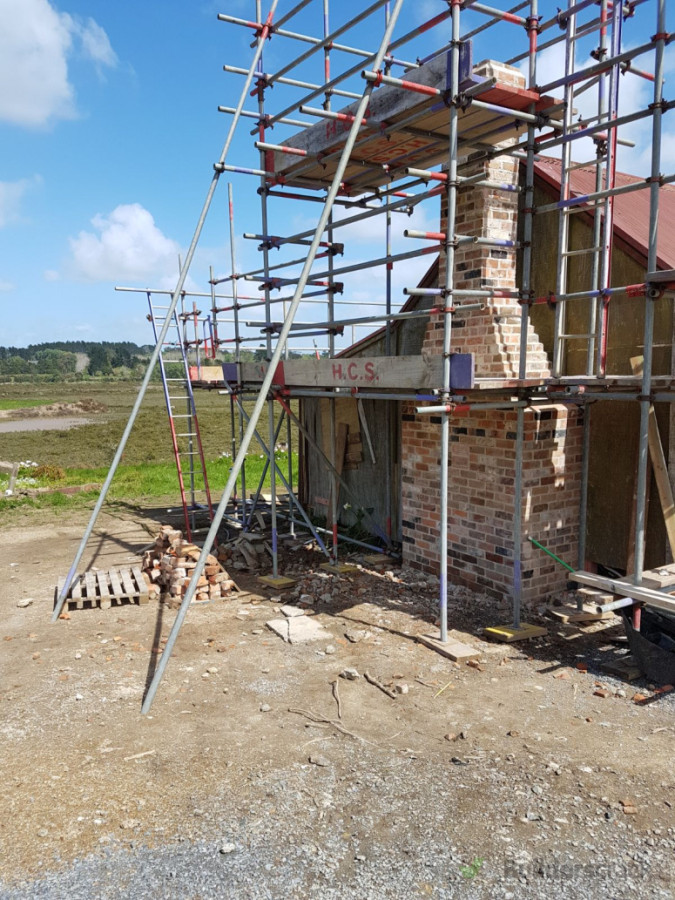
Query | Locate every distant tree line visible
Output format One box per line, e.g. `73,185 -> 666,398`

0,341 -> 307,381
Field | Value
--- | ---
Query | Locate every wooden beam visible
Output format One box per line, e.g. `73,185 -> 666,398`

570,569 -> 675,614
237,353 -> 473,391
630,356 -> 675,559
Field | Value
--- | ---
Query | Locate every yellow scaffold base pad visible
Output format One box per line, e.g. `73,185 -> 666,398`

257,575 -> 297,589
484,623 -> 548,643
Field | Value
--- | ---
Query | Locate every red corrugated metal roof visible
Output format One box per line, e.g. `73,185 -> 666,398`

532,155 -> 675,271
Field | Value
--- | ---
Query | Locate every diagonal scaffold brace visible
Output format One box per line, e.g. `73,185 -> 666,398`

139,0 -> 406,714
51,0 -> 281,625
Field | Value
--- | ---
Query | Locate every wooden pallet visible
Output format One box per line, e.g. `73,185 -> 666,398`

55,566 -> 149,611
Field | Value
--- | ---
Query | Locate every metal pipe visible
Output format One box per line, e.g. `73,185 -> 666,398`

218,105 -> 311,129
534,100 -> 675,156
511,0 -> 540,629
286,405 -> 295,538
634,0 -> 666,585
52,1 -> 281,623
252,3 -> 281,583
436,0 -> 462,645
535,174 -> 674,216
275,394 -> 394,547
276,243 -> 440,283
116,286 -> 241,300
538,35 -> 671,94
266,0 -> 390,87
276,511 -> 396,555
223,63 -> 361,102
597,596 -> 638,614
598,0 -> 622,377
243,406 -> 286,531
141,0 -> 405,711
552,0 -> 575,378
227,183 -> 246,523
289,390 -> 440,401
231,395 -> 329,556
258,306 -> 465,331
416,401 -> 535,415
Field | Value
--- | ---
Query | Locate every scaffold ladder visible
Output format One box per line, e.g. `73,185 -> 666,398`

551,0 -> 622,378
146,292 -> 215,541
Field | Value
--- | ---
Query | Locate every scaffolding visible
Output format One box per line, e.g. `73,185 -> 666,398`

52,0 -> 672,712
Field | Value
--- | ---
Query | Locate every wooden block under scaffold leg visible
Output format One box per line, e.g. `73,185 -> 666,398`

483,623 -> 547,643
320,562 -> 359,575
417,633 -> 480,661
362,554 -> 399,568
257,574 -> 297,589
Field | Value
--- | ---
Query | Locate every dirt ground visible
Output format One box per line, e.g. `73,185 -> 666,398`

0,400 -> 106,421
1,506 -> 674,898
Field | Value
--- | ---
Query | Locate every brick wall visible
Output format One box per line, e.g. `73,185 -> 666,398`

401,59 -> 582,603
424,62 -> 551,381
401,404 -> 583,603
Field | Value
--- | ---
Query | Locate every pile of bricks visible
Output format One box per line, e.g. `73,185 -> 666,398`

141,526 -> 237,608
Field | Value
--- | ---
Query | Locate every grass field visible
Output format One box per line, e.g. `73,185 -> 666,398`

0,380 -> 299,512
0,398 -> 47,411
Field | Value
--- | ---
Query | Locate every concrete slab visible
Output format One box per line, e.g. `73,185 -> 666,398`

266,616 -> 331,644
281,605 -> 304,618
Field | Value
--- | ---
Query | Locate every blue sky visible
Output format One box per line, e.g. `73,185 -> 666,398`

0,0 -> 669,350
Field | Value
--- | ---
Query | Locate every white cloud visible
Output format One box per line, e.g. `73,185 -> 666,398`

0,175 -> 42,227
69,203 -> 181,283
0,279 -> 15,292
43,269 -> 60,282
0,0 -> 117,128
70,16 -> 117,69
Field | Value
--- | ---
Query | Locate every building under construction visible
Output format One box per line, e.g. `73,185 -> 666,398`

54,0 -> 674,708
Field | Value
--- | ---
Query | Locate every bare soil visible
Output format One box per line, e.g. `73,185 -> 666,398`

0,400 -> 107,420
1,506 -> 674,898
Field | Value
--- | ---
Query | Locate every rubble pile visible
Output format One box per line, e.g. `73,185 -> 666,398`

141,526 -> 238,608
217,532 -> 271,571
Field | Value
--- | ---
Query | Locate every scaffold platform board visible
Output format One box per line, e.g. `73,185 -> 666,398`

270,52 -> 562,191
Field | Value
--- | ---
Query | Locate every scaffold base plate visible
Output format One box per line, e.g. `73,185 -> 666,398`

484,623 -> 547,642
257,575 -> 297,589
320,562 -> 358,575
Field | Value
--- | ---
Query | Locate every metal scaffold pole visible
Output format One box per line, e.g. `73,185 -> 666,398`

634,0 -> 667,584
141,0 -> 406,712
437,0 -> 462,644
512,0 -> 540,631
51,2 -> 281,622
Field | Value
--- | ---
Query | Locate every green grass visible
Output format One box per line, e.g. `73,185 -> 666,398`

0,381 -> 297,467
0,379 -> 300,515
0,454 -> 299,513
0,398 -> 47,410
